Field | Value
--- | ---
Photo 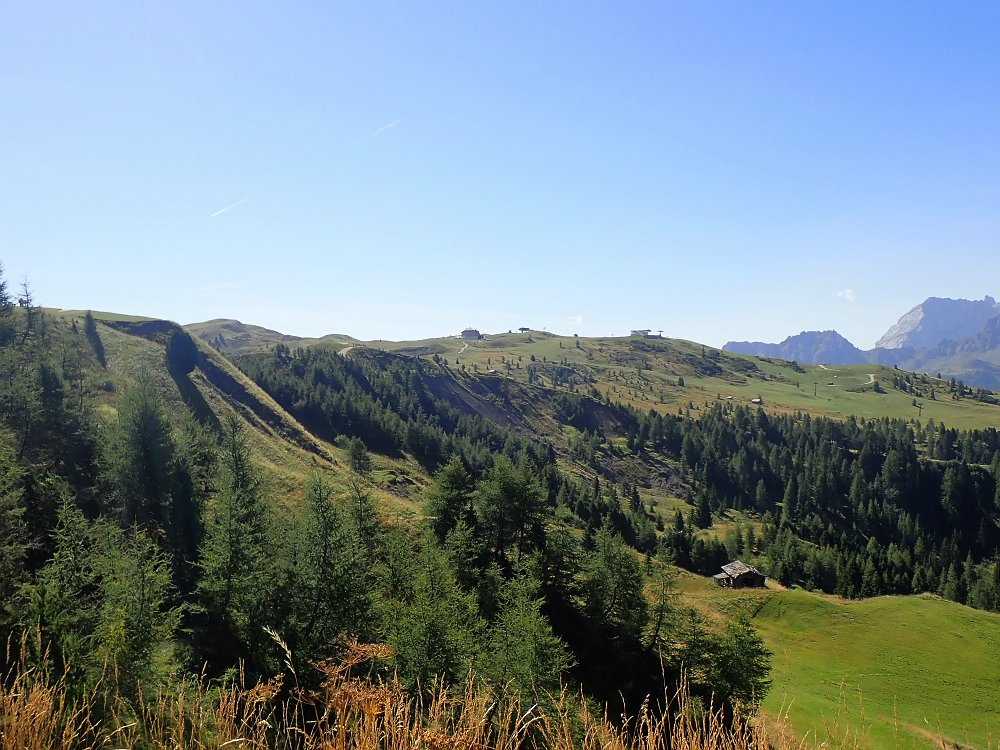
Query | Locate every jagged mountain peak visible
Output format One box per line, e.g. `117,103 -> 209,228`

874,295 -> 1000,350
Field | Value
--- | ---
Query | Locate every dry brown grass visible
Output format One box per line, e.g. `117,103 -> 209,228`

1,636 -> 986,750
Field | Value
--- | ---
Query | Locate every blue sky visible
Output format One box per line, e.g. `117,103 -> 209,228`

3,2 -> 999,347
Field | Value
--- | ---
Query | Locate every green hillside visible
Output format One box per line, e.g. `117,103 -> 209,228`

185,318 -> 360,356
374,332 -> 1000,430
680,580 -> 1000,750
759,590 -> 1000,750
46,310 -> 423,514
6,297 -> 1000,748
187,322 -> 1000,430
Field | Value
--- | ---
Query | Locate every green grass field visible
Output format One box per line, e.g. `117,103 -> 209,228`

686,360 -> 1000,431
52,308 -> 158,322
674,578 -> 1000,749
750,589 -> 1000,749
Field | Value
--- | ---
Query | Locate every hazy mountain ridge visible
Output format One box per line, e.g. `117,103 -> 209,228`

725,295 -> 1000,388
723,330 -> 867,365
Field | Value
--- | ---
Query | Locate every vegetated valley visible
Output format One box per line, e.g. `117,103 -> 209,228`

2,272 -> 1000,749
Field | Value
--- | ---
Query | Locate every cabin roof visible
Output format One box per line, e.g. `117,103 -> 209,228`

721,560 -> 761,578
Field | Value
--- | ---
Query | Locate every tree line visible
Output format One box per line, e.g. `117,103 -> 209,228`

619,402 -> 1000,610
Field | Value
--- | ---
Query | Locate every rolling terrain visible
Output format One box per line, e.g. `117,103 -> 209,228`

187,320 -> 1000,431
29,308 -> 1000,749
184,318 -> 361,357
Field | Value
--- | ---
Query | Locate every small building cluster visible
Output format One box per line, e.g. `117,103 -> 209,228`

713,560 -> 766,589
631,329 -> 663,339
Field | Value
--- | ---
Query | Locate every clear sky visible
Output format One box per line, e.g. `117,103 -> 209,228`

3,2 -> 999,348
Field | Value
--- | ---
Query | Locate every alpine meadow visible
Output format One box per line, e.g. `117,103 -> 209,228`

4,3 -> 1000,748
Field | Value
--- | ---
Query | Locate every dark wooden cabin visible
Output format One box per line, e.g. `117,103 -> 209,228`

713,560 -> 766,589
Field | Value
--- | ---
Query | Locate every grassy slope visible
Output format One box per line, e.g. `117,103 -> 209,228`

53,308 -> 157,322
677,574 -> 1000,750
757,590 -> 1000,750
184,321 -> 1000,430
50,310 -> 425,519
182,326 -> 1000,528
367,333 -> 1000,430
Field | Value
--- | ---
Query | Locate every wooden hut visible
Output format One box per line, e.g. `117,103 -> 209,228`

713,560 -> 766,589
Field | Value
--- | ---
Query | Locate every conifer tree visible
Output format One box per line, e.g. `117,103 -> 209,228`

104,369 -> 173,529
424,455 -> 473,541
483,571 -> 572,698
83,310 -> 106,367
0,441 -> 26,629
382,537 -> 482,691
285,475 -> 372,664
0,262 -> 14,345
197,414 -> 276,669
584,525 -> 647,639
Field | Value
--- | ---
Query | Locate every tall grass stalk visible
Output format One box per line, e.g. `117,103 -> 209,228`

1,637 -> 992,750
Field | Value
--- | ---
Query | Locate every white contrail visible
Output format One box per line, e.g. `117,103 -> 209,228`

354,118 -> 401,146
209,196 -> 250,219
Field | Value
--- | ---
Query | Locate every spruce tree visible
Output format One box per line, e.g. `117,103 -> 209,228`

424,454 -> 473,542
285,475 -> 372,665
103,369 -> 173,530
197,414 -> 276,669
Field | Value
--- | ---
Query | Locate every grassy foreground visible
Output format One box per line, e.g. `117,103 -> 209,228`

0,635 -> 942,750
4,616 -> 996,750
0,638 -> 736,750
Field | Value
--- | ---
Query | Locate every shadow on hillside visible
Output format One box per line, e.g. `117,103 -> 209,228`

168,361 -> 221,433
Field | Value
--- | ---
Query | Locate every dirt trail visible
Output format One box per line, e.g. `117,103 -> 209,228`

866,373 -> 876,384
458,342 -> 469,354
818,363 -> 831,370
338,345 -> 355,357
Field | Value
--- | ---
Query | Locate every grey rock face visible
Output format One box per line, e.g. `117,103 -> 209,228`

874,296 -> 999,350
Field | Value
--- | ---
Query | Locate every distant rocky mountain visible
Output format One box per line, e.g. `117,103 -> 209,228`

874,296 -> 1000,350
725,295 -> 1000,389
724,330 -> 867,364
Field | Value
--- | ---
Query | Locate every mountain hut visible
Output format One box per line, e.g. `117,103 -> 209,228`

713,560 -> 766,589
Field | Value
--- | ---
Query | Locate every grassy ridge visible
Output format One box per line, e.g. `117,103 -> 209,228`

185,321 -> 1000,429
368,332 -> 1000,430
49,309 -> 424,517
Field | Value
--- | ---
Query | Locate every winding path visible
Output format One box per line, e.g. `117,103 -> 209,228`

337,345 -> 355,357
458,342 -> 469,354
866,373 -> 876,385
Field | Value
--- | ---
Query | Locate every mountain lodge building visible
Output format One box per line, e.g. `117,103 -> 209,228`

713,560 -> 766,589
